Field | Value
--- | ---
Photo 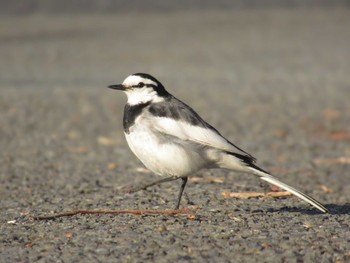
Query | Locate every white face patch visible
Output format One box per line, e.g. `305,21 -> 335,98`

125,87 -> 164,105
122,74 -> 164,105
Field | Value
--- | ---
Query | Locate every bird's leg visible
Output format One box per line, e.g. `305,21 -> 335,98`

175,177 -> 188,209
125,176 -> 179,193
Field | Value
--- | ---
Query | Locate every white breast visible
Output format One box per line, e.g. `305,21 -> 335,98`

125,124 -> 209,177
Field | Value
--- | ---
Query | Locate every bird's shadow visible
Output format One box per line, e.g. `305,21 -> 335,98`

265,203 -> 350,215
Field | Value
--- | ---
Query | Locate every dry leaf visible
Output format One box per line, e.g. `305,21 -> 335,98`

187,214 -> 197,220
302,222 -> 313,229
68,147 -> 89,154
228,214 -> 241,221
98,136 -> 118,146
327,131 -> 350,141
270,185 -> 281,192
107,163 -> 117,170
273,128 -> 288,138
189,177 -> 224,183
65,232 -> 73,239
320,185 -> 334,193
67,130 -> 81,140
158,225 -> 168,232
134,167 -> 151,173
222,191 -> 292,199
323,108 -> 340,122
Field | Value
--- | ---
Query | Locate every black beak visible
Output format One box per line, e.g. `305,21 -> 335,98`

108,84 -> 124,90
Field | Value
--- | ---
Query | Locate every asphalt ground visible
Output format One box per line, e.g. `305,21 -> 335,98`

1,9 -> 350,262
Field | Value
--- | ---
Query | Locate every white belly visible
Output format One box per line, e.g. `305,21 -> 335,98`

125,128 -> 208,177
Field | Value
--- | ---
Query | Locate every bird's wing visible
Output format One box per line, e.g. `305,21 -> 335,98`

147,100 -> 255,162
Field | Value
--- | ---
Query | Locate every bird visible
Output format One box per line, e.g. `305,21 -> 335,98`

108,73 -> 328,213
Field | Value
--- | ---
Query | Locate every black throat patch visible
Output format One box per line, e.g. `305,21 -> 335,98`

123,102 -> 151,134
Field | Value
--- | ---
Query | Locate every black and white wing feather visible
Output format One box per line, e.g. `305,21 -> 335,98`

148,96 -> 255,163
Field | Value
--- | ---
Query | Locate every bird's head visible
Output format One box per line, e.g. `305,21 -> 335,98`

108,73 -> 169,105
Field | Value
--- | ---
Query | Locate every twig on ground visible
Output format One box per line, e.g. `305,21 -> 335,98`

33,208 -> 196,220
313,157 -> 350,165
222,191 -> 293,199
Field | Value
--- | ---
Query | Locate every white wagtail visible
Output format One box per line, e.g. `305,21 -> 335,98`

108,73 -> 328,213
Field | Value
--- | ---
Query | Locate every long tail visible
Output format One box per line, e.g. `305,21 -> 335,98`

247,165 -> 328,213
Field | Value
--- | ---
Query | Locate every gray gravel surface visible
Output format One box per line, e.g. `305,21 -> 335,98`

1,9 -> 350,262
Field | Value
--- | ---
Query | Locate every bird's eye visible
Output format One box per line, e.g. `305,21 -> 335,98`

138,82 -> 145,87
